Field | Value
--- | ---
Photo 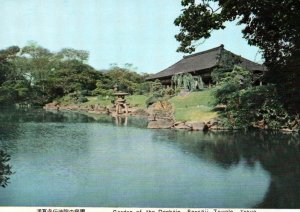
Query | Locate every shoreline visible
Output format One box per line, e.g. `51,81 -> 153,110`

43,101 -> 227,132
43,101 -> 299,134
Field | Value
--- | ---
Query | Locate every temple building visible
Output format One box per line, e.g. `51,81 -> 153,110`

146,45 -> 267,86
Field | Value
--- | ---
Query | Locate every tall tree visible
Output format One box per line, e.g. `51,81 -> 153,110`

175,0 -> 300,66
0,46 -> 20,84
56,48 -> 89,63
175,0 -> 300,113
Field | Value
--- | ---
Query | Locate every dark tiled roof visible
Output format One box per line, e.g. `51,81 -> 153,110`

147,45 -> 266,80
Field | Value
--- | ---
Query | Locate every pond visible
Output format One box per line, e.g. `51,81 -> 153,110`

0,108 -> 299,208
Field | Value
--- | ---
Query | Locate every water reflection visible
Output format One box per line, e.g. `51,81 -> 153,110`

0,150 -> 13,188
114,116 -> 128,126
0,107 -> 299,208
0,107 -> 149,129
152,130 -> 300,208
0,107 -> 97,123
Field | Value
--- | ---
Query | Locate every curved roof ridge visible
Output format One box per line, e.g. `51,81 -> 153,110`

183,44 -> 224,59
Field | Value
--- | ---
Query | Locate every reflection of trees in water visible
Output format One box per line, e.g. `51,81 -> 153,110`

253,133 -> 300,208
0,150 -> 12,188
153,130 -> 300,208
0,107 -> 99,123
1,107 -> 150,130
1,107 -> 149,128
0,124 -> 21,141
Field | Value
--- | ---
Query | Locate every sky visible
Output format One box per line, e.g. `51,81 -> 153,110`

0,0 -> 263,73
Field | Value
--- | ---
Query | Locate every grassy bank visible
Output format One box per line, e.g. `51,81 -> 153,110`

57,90 -> 217,122
58,94 -> 149,108
169,90 -> 217,122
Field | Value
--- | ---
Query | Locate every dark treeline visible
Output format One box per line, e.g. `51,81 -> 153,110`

0,42 -> 150,106
153,130 -> 300,208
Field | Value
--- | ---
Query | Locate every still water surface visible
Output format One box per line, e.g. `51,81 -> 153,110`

0,108 -> 299,208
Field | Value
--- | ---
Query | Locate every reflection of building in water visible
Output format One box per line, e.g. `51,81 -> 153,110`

114,116 -> 128,126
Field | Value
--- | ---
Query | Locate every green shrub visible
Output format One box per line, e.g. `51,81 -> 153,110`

77,96 -> 88,103
146,80 -> 175,107
146,96 -> 160,107
213,65 -> 291,129
68,92 -> 79,98
92,88 -> 114,97
163,86 -> 175,96
80,90 -> 91,96
225,85 -> 288,128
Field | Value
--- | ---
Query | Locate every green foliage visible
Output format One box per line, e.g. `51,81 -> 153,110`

91,66 -> 150,99
194,75 -> 204,90
8,43 -> 100,105
214,66 -> 253,104
146,80 -> 164,107
163,86 -> 176,96
211,51 -> 242,83
77,96 -> 88,103
0,79 -> 31,105
145,96 -> 160,108
92,88 -> 114,97
51,68 -> 102,94
0,43 -> 151,106
175,0 -> 300,67
56,48 -> 89,62
0,150 -> 12,188
104,66 -> 150,94
246,88 -> 288,129
0,83 -> 18,104
213,66 -> 290,129
0,46 -> 20,85
21,41 -> 53,59
225,85 -> 288,129
149,80 -> 164,97
175,0 -> 300,115
146,80 -> 175,107
265,47 -> 300,114
134,81 -> 151,95
171,73 -> 204,91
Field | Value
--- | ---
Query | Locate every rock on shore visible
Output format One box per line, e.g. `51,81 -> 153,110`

44,100 -> 232,132
147,101 -> 175,129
